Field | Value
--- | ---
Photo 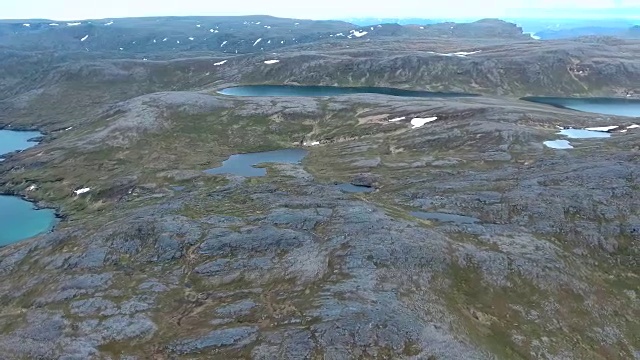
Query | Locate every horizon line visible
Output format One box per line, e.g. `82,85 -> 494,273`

1,12 -> 639,22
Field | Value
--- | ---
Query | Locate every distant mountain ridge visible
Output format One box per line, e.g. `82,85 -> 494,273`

343,18 -> 441,26
535,25 -> 640,39
0,16 -> 528,57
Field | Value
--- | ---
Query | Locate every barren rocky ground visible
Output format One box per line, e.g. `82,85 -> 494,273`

0,16 -> 639,359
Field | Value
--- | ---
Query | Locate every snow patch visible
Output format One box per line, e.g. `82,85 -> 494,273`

214,60 -> 228,66
411,117 -> 438,128
49,23 -> 59,26
104,21 -> 114,26
196,24 -> 201,28
188,37 -> 194,41
349,30 -> 368,38
22,23 -> 30,27
264,60 -> 280,64
253,38 -> 262,46
162,38 -> 168,42
27,184 -> 37,191
428,50 -> 481,57
80,35 -> 89,42
627,124 -> 639,129
389,117 -> 406,122
221,41 -> 228,47
453,51 -> 481,56
74,188 -> 91,195
67,22 -> 81,26
264,25 -> 271,29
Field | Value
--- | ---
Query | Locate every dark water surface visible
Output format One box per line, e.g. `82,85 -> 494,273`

218,85 -> 477,98
335,183 -> 374,193
411,211 -> 480,224
205,149 -> 308,177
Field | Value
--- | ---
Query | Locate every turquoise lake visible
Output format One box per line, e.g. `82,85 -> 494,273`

0,195 -> 57,246
0,130 -> 57,247
218,85 -> 477,98
0,130 -> 42,159
522,97 -> 640,117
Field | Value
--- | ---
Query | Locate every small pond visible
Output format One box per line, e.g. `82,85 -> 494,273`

411,211 -> 480,224
205,148 -> 308,177
543,140 -> 574,149
218,85 -> 477,98
335,183 -> 374,193
522,97 -> 640,117
0,130 -> 57,247
558,129 -> 611,139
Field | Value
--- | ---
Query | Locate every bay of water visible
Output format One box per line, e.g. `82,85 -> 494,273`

0,195 -> 57,246
0,130 -> 41,158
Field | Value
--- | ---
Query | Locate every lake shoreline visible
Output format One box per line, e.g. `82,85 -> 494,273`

0,127 -> 62,246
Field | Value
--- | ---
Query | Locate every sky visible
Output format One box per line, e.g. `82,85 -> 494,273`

1,0 -> 639,20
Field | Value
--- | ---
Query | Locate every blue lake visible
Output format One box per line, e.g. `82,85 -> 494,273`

558,129 -> 611,139
522,97 -> 640,117
218,85 -> 477,98
0,130 -> 57,247
543,140 -> 574,149
205,149 -> 308,177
